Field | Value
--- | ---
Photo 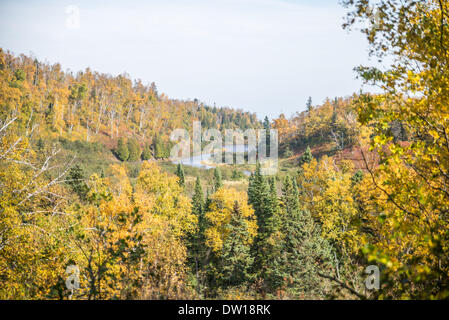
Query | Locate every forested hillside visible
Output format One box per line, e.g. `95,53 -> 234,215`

0,48 -> 260,158
1,0 -> 449,300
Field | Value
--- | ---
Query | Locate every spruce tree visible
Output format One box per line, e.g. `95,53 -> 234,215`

248,163 -> 279,286
351,169 -> 364,185
213,167 -> 222,191
176,163 -> 185,187
216,201 -> 254,289
66,164 -> 89,200
263,116 -> 271,156
190,176 -> 206,296
192,176 -> 204,218
153,135 -> 166,159
141,144 -> 152,160
270,176 -> 335,298
306,96 -> 313,112
299,146 -> 313,166
127,138 -> 141,161
116,137 -> 129,161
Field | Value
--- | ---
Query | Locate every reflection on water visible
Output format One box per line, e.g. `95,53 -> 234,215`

172,144 -> 253,175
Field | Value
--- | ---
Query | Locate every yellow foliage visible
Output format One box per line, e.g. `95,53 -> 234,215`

205,187 -> 257,254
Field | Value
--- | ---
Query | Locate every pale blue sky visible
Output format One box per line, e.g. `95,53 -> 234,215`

0,0 -> 374,119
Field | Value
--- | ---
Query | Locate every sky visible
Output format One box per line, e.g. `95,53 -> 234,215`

0,0 -> 375,119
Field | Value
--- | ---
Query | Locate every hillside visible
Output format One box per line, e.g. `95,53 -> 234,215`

0,49 -> 260,158
2,0 -> 449,301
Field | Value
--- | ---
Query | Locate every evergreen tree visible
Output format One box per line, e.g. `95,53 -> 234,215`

213,167 -> 222,191
66,164 -> 89,200
153,135 -> 167,159
217,201 -> 254,289
205,188 -> 212,213
299,146 -> 313,165
189,176 -> 206,296
127,138 -> 141,162
270,177 -> 334,298
248,163 -> 279,287
176,163 -> 185,187
351,169 -> 364,185
116,137 -> 129,161
306,96 -> 313,112
283,145 -> 293,158
248,163 -> 271,230
141,144 -> 152,160
263,116 -> 271,156
331,97 -> 338,126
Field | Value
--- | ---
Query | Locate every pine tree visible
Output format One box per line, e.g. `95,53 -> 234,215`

263,116 -> 271,156
213,167 -> 222,191
153,135 -> 166,159
283,145 -> 293,158
116,137 -> 129,161
248,163 -> 271,230
299,146 -> 313,165
190,176 -> 206,296
141,144 -> 152,160
176,163 -> 185,187
306,96 -> 313,112
127,138 -> 141,162
217,201 -> 254,289
66,164 -> 89,200
351,169 -> 364,185
248,163 -> 279,287
192,176 -> 204,218
270,176 -> 334,298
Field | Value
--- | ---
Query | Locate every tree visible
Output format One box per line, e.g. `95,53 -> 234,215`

176,163 -> 185,187
262,116 -> 271,156
204,188 -> 257,255
153,135 -> 168,159
299,146 -> 313,165
269,177 -> 334,299
66,164 -> 89,200
0,117 -> 72,299
192,177 -> 205,221
127,137 -> 141,162
116,137 -> 129,161
216,201 -> 254,289
141,144 -> 152,160
213,167 -> 222,191
306,96 -> 313,112
343,0 -> 449,298
247,163 -> 279,292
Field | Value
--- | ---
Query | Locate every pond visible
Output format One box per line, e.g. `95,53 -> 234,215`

172,144 -> 253,175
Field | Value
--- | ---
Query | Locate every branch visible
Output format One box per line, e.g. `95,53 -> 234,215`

318,272 -> 367,300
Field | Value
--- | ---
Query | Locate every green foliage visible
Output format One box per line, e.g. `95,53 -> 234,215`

306,96 -> 313,112
116,137 -> 129,162
231,169 -> 245,181
213,167 -> 223,191
127,137 -> 141,162
141,145 -> 152,160
153,135 -> 170,159
283,145 -> 293,158
351,169 -> 364,184
269,177 -> 334,298
215,201 -> 254,289
176,163 -> 185,187
66,164 -> 89,200
299,146 -> 313,165
247,163 -> 279,291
